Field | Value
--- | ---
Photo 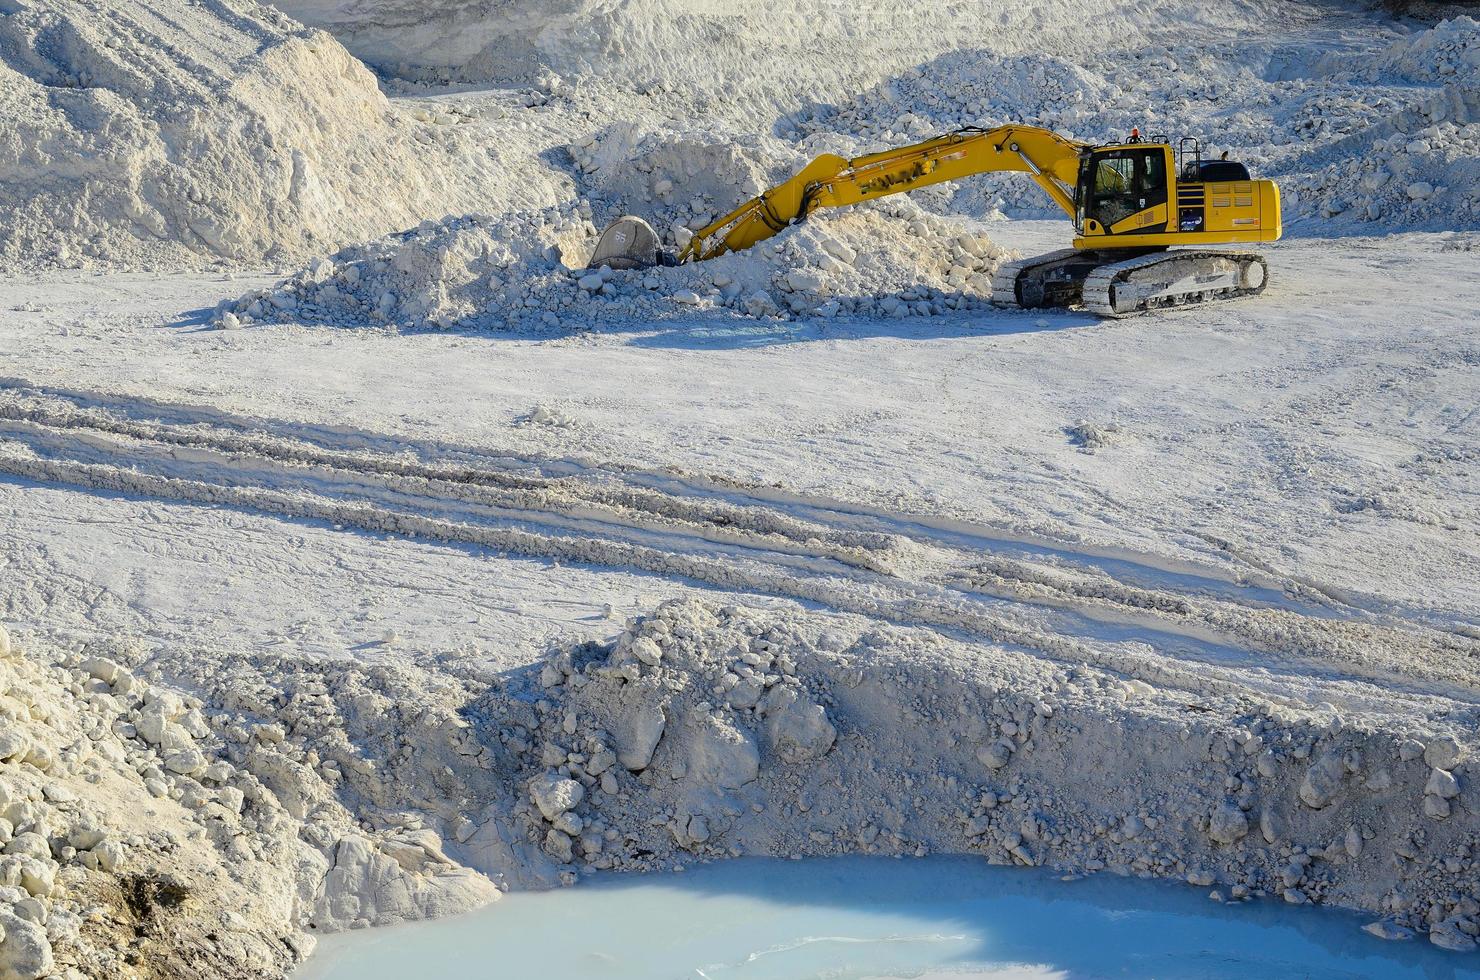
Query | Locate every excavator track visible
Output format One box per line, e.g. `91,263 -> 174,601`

1081,250 -> 1269,317
989,249 -> 1090,309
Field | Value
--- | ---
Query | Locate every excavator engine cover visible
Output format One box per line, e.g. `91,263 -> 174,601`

588,215 -> 661,270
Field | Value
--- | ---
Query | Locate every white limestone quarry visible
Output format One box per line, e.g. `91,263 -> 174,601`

2,0 -> 1479,976
203,11 -> 1479,335
6,0 -> 1475,279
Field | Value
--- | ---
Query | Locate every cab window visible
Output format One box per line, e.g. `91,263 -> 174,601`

1095,157 -> 1135,195
1140,152 -> 1165,196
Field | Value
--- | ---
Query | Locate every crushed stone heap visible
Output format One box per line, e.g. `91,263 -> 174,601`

0,0 -> 558,271
213,201 -> 1008,332
0,623 -> 496,980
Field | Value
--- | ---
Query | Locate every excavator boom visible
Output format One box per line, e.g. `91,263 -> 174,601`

679,126 -> 1088,263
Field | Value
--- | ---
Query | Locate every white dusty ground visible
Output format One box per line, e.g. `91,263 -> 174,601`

1,0 -> 1478,977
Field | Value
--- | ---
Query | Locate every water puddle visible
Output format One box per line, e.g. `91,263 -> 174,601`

296,856 -> 1460,979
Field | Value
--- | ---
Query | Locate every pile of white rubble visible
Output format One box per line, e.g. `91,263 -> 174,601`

0,0 -> 559,271
266,0 -> 1198,113
786,17 -> 1480,231
1288,17 -> 1480,228
0,623 -> 496,980
512,599 -> 1478,955
213,201 -> 1008,332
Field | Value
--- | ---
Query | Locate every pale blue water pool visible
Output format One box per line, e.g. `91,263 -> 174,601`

295,856 -> 1459,979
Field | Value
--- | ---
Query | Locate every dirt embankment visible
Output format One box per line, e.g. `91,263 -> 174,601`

5,597 -> 1474,977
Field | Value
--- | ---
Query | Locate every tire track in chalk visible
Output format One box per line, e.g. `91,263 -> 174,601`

0,385 -> 1475,710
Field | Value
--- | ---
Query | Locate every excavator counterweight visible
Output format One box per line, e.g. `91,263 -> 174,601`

590,124 -> 1281,317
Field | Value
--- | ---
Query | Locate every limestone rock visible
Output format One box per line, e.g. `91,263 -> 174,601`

136,694 -> 182,746
93,840 -> 126,873
761,685 -> 836,764
529,772 -> 585,821
977,739 -> 1014,770
1208,801 -> 1250,845
1299,753 -> 1346,809
79,657 -> 122,685
1424,737 -> 1463,770
585,747 -> 617,776
0,906 -> 53,980
1430,917 -> 1478,952
725,674 -> 766,709
785,269 -> 827,294
689,714 -> 760,789
66,822 -> 107,851
18,860 -> 54,898
314,834 -> 499,930
614,695 -> 666,772
2,834 -> 50,862
630,637 -> 663,667
1423,794 -> 1451,820
684,813 -> 710,844
1363,919 -> 1415,941
0,731 -> 28,763
543,828 -> 574,863
1425,767 -> 1459,800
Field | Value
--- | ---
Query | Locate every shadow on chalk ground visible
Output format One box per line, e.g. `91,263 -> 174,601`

619,306 -> 1093,351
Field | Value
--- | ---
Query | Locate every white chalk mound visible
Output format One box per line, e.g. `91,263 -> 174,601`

0,0 -> 553,270
1286,18 -> 1480,230
215,195 -> 1008,332
269,0 -> 1196,106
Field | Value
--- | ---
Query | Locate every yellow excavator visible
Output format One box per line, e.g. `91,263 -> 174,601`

588,125 -> 1281,317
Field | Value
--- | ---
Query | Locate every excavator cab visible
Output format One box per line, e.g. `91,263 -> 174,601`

1072,138 -> 1278,251
1075,144 -> 1173,237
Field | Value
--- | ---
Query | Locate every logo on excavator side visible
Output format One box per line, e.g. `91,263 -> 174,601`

859,160 -> 933,196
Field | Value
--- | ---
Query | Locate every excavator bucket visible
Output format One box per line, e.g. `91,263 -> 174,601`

587,215 -> 661,270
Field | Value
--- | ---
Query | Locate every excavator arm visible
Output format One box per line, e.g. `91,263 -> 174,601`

678,125 -> 1089,263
